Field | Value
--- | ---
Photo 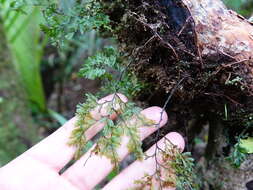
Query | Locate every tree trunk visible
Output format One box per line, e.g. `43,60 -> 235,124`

102,0 -> 253,189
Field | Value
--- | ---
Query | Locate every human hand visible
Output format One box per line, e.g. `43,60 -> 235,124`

0,94 -> 185,190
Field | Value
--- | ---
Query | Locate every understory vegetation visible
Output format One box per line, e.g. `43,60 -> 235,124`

0,0 -> 253,189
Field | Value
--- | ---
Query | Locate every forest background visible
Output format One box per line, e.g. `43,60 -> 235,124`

0,0 -> 253,189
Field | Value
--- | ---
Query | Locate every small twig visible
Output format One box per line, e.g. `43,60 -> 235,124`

222,58 -> 250,68
204,92 -> 242,106
162,77 -> 187,111
149,77 -> 188,190
142,35 -> 156,48
177,16 -> 192,36
129,12 -> 179,60
225,72 -> 232,84
83,151 -> 93,167
217,49 -> 237,61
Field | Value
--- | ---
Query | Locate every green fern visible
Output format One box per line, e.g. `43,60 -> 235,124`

40,0 -> 111,48
93,117 -> 122,168
79,46 -> 120,80
68,93 -> 98,159
227,136 -> 248,168
69,93 -> 155,169
133,140 -> 199,190
80,46 -> 146,97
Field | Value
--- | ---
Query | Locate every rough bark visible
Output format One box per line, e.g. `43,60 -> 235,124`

102,0 -> 253,189
184,0 -> 253,92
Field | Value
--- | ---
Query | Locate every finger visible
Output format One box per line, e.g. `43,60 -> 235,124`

103,132 -> 185,190
0,155 -> 79,190
62,107 -> 168,190
90,93 -> 128,120
6,94 -> 127,172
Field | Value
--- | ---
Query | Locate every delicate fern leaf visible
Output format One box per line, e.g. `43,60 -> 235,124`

40,0 -> 111,48
93,118 -> 122,169
68,94 -> 98,159
79,46 -> 119,80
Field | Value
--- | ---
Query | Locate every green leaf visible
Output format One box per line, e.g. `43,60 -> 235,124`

48,109 -> 68,125
106,170 -> 118,181
0,97 -> 3,104
79,46 -> 118,80
240,137 -> 253,153
1,1 -> 47,111
41,0 -> 111,48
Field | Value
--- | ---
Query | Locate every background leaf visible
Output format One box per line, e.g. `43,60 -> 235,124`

1,1 -> 46,111
240,137 -> 253,153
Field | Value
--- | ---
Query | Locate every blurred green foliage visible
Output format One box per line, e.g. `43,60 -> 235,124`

0,16 -> 38,166
227,140 -> 248,168
1,0 -> 46,111
40,0 -> 111,48
0,124 -> 27,166
223,0 -> 253,17
240,137 -> 253,153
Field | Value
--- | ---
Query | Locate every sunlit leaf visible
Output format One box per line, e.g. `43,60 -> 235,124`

240,137 -> 253,153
